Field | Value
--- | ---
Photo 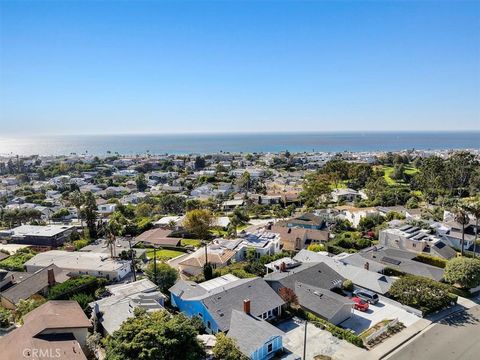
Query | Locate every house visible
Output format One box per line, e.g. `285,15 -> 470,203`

222,199 -> 245,211
228,309 -> 284,360
293,250 -> 396,295
169,275 -> 284,333
270,224 -> 329,252
0,301 -> 91,360
154,215 -> 185,229
24,250 -> 131,281
437,221 -> 479,252
177,240 -> 241,276
136,228 -> 181,247
379,225 -> 456,259
331,188 -> 365,203
295,282 -> 354,325
335,206 -> 380,228
239,230 -> 281,257
90,279 -> 166,335
284,213 -> 324,230
264,262 -> 351,325
0,224 -> 75,249
342,246 -> 445,281
0,265 -> 70,309
97,203 -> 117,216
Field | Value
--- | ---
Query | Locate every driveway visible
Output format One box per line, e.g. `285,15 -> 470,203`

277,318 -> 367,360
340,300 -> 420,334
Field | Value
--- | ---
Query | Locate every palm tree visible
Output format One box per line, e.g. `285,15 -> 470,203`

465,199 -> 480,259
69,191 -> 85,229
105,219 -> 121,259
454,206 -> 470,256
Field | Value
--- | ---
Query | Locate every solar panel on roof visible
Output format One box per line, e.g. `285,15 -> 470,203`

435,242 -> 446,249
381,257 -> 401,266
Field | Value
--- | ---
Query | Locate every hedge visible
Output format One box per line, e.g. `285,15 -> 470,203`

48,275 -> 105,300
413,254 -> 447,269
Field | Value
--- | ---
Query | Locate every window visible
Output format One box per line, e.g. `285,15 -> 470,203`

267,343 -> 273,353
198,313 -> 203,318
207,321 -> 211,329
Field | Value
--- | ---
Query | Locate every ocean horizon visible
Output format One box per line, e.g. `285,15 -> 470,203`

0,131 -> 479,156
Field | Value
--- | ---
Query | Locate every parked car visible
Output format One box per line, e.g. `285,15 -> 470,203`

352,296 -> 369,311
353,289 -> 379,304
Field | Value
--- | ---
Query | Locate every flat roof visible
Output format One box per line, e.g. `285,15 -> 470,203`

3,225 -> 74,237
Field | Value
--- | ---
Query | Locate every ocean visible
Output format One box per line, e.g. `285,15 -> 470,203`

0,132 -> 479,156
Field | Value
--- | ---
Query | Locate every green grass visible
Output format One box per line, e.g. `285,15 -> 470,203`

379,165 -> 419,186
180,239 -> 202,247
146,249 -> 184,260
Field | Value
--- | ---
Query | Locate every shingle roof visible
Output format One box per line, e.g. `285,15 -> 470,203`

0,301 -> 90,360
293,250 -> 395,294
295,282 -> 354,321
228,310 -> 284,357
264,262 -> 344,291
1,264 -> 70,305
171,277 -> 285,332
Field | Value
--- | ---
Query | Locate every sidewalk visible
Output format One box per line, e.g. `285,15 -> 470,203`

365,296 -> 479,360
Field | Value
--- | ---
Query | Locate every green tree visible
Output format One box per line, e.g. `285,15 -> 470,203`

135,173 -> 148,192
301,173 -> 331,208
444,257 -> 480,289
454,206 -> 470,256
212,333 -> 248,360
464,199 -> 480,258
15,297 -> 46,323
389,275 -> 455,314
183,209 -> 214,239
146,262 -> 178,293
105,310 -> 205,360
82,192 -> 98,239
228,208 -> 249,237
69,190 -> 85,228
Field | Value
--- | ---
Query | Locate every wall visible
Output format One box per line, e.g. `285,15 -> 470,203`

251,335 -> 283,360
170,294 -> 220,333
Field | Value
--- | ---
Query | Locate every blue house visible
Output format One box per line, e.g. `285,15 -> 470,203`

169,274 -> 285,334
228,309 -> 284,360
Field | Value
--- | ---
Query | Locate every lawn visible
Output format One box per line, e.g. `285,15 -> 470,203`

379,165 -> 419,186
145,249 -> 185,260
180,238 -> 202,247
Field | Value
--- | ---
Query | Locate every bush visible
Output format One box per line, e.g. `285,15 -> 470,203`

307,244 -> 325,252
73,239 -> 90,250
389,275 -> 456,314
0,250 -> 35,271
444,257 -> 480,289
48,275 -> 102,300
413,254 -> 447,269
0,307 -> 12,327
342,279 -> 354,292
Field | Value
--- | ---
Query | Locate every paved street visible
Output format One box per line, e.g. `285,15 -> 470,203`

387,305 -> 480,360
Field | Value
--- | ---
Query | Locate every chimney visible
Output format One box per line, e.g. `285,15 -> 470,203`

364,262 -> 370,271
243,299 -> 251,315
47,268 -> 56,286
280,262 -> 287,272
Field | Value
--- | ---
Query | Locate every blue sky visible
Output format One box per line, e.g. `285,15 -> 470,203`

0,1 -> 479,135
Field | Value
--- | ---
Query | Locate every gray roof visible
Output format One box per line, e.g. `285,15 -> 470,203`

264,262 -> 344,291
293,250 -> 395,294
170,277 -> 285,332
0,264 -> 70,305
295,282 -> 354,321
344,246 -> 445,281
228,310 -> 284,357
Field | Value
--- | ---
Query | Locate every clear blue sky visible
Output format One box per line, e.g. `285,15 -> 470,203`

0,1 -> 479,135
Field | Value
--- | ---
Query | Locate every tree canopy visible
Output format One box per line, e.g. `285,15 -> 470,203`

444,257 -> 480,289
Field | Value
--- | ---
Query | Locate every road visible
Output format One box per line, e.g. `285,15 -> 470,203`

387,305 -> 480,360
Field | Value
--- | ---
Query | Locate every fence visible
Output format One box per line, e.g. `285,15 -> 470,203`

364,318 -> 399,345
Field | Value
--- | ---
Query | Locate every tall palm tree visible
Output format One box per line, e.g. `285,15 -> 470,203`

465,199 -> 480,259
454,206 -> 470,256
105,219 -> 121,259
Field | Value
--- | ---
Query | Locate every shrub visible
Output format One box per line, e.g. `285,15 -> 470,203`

389,275 -> 456,314
0,307 -> 12,327
48,275 -> 102,300
0,250 -> 35,271
413,254 -> 447,269
307,244 -> 325,252
342,279 -> 354,292
444,257 -> 480,289
73,239 -> 90,250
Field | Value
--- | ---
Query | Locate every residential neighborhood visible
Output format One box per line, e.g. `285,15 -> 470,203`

0,149 -> 479,360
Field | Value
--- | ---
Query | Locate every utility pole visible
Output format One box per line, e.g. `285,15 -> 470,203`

303,320 -> 308,360
153,246 -> 157,282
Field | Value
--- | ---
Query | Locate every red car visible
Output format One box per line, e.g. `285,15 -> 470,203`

352,297 -> 369,311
